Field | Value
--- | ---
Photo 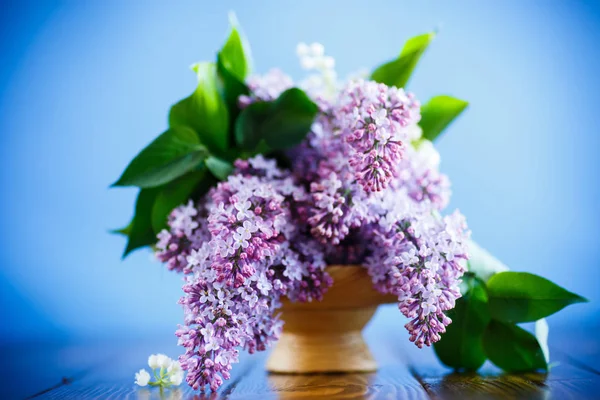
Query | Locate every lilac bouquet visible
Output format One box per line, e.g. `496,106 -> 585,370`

113,15 -> 586,392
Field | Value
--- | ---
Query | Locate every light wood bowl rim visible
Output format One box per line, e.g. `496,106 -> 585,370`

281,265 -> 397,311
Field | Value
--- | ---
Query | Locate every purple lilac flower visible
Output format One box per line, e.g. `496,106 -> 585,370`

287,80 -> 438,244
238,69 -> 294,107
155,69 -> 469,391
307,172 -> 352,244
170,156 -> 330,391
273,241 -> 332,302
323,233 -> 368,265
156,201 -> 208,273
288,118 -> 369,244
287,114 -> 341,184
364,189 -> 469,348
396,139 -> 451,210
334,79 -> 420,193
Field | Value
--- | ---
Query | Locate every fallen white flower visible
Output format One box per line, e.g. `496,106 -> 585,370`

136,354 -> 185,389
135,369 -> 151,387
170,370 -> 184,386
168,360 -> 182,375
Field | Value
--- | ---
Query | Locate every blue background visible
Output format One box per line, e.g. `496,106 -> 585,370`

1,0 -> 598,344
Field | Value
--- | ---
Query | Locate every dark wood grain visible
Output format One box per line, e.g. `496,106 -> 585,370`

1,340 -> 124,400
6,322 -> 600,399
399,325 -> 600,400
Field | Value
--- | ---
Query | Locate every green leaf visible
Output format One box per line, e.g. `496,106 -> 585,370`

216,13 -> 251,124
370,32 -> 435,89
261,88 -> 318,149
151,170 -> 206,234
487,272 -> 588,323
123,188 -> 160,257
434,276 -> 490,370
419,95 -> 468,142
110,222 -> 132,237
169,62 -> 230,153
235,88 -> 318,151
205,156 -> 234,181
218,12 -> 251,81
112,127 -> 208,188
483,320 -> 547,372
235,101 -> 270,150
217,54 -> 249,116
467,240 -> 509,283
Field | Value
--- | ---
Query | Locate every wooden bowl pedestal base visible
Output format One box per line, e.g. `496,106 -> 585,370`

265,265 -> 397,374
266,306 -> 378,373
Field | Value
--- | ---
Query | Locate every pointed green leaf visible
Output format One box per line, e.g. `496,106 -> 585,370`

370,32 -> 435,88
205,156 -> 234,181
235,88 -> 318,151
123,188 -> 160,257
112,127 -> 208,188
235,101 -> 270,150
111,222 -> 132,237
169,62 -> 229,153
483,320 -> 547,373
216,13 -> 251,125
260,88 -> 319,149
151,170 -> 206,234
218,12 -> 251,81
487,272 -> 588,323
217,54 -> 249,117
434,276 -> 490,370
420,95 -> 468,142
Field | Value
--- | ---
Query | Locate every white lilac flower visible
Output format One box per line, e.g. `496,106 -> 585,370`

156,354 -> 171,369
296,42 -> 310,58
296,42 -> 338,101
170,370 -> 184,386
168,360 -> 182,375
136,355 -> 186,389
148,354 -> 159,370
135,369 -> 151,387
297,42 -> 325,70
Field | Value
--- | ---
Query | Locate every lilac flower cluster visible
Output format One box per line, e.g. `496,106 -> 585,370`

364,190 -> 469,347
335,80 -> 421,193
158,156 -> 331,391
284,76 -> 468,345
156,201 -> 208,273
156,53 -> 469,391
283,82 -> 442,247
397,139 -> 451,209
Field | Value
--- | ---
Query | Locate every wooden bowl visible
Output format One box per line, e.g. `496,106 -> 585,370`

266,265 -> 397,374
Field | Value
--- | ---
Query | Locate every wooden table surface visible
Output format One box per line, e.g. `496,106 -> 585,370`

4,313 -> 599,400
